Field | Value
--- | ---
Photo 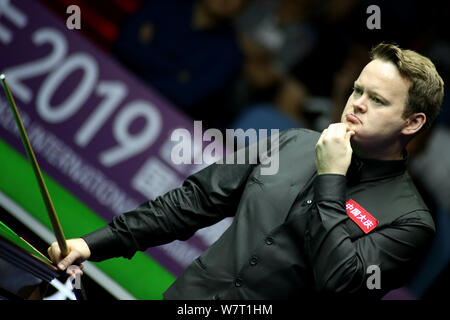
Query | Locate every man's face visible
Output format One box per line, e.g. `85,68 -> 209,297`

341,59 -> 411,155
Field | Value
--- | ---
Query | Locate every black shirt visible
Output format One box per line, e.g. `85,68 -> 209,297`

83,129 -> 435,299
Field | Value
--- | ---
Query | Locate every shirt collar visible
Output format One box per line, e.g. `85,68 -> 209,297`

347,151 -> 408,183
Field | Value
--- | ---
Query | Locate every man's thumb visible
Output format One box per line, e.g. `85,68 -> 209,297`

58,250 -> 78,270
346,130 -> 356,140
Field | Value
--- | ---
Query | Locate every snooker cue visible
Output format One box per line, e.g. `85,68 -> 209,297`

1,73 -> 87,300
0,74 -> 70,258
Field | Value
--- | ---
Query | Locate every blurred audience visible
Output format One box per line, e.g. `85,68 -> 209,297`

40,0 -> 145,51
230,76 -> 307,150
235,0 -> 317,77
113,0 -> 246,129
228,0 -> 318,129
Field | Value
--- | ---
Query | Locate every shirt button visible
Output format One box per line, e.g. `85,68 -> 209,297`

235,278 -> 243,287
213,294 -> 220,300
249,255 -> 259,266
306,199 -> 312,205
265,237 -> 274,245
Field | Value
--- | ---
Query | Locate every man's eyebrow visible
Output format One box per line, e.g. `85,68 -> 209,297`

353,82 -> 367,90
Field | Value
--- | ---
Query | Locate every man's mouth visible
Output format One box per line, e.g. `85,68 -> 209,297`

346,114 -> 362,124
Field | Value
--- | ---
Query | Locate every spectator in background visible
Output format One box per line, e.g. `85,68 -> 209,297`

230,76 -> 308,150
229,0 -> 318,128
114,0 -> 246,129
235,0 -> 317,78
291,0 -> 361,106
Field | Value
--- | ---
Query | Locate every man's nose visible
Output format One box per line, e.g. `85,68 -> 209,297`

353,96 -> 368,113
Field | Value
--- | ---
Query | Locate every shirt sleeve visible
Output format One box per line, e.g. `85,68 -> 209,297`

304,174 -> 435,297
83,160 -> 255,261
82,130 -> 286,262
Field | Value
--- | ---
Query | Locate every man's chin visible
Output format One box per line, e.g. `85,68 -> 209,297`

346,123 -> 359,134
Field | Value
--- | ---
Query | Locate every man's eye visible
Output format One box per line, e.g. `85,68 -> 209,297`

372,97 -> 384,105
353,87 -> 362,95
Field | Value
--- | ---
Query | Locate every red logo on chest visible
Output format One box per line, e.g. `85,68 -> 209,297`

345,199 -> 378,234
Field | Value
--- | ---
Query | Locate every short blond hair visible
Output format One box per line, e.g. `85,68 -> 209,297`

370,43 -> 444,130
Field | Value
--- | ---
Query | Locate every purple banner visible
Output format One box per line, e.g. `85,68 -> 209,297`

0,0 -> 231,276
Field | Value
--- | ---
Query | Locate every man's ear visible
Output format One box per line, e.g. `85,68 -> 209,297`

401,112 -> 426,136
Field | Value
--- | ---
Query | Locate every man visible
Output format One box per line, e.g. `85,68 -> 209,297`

48,43 -> 444,299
